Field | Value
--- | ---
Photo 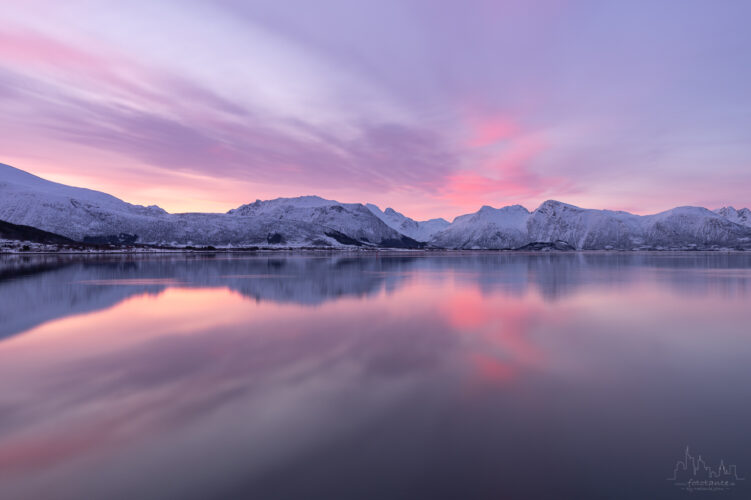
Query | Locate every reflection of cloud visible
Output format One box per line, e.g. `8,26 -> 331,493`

1,253 -> 751,499
445,287 -> 547,383
2,253 -> 751,343
0,286 -> 456,492
470,353 -> 515,384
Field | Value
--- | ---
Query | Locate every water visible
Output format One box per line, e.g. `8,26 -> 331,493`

1,253 -> 750,500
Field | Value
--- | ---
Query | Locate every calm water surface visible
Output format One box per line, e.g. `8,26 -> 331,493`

0,253 -> 750,500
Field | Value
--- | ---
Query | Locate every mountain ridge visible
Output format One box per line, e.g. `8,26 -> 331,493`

1,163 -> 750,250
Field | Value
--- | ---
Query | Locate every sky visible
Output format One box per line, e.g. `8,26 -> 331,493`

1,0 -> 750,219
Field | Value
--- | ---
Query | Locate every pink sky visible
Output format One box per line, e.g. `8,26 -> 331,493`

1,1 -> 750,220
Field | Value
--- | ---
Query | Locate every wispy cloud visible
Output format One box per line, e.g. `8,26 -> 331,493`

1,0 -> 750,218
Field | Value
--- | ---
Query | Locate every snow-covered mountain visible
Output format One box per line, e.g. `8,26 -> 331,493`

1,162 -> 750,250
431,205 -> 530,249
0,163 -> 419,248
430,200 -> 751,250
715,207 -> 751,228
366,203 -> 449,242
228,196 -> 414,246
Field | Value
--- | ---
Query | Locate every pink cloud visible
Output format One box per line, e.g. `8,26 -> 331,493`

471,353 -> 516,384
441,128 -> 575,210
0,30 -> 463,217
0,30 -> 103,68
467,116 -> 519,148
1,1 -> 750,220
0,29 -> 152,103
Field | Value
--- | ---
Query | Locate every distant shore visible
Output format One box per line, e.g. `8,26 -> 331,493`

1,244 -> 749,256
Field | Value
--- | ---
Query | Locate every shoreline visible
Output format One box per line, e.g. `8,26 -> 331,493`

1,247 -> 749,256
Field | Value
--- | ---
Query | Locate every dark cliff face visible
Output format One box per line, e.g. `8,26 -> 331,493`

0,219 -> 77,245
378,235 -> 425,249
83,233 -> 139,245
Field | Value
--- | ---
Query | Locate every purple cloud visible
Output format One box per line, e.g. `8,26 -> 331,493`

0,1 -> 750,218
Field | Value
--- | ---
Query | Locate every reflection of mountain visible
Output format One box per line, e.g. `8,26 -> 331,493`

0,257 -> 166,340
2,254 -> 751,500
0,255 -> 416,340
2,253 -> 751,341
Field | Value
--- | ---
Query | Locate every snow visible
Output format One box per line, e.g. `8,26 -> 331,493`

2,162 -> 750,250
432,204 -> 530,249
0,164 -> 412,248
0,162 -> 162,213
431,200 -> 751,250
366,203 -> 449,242
715,206 -> 751,227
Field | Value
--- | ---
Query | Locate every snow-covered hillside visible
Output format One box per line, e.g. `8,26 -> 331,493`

715,207 -> 751,227
430,200 -> 751,250
366,204 -> 449,242
1,162 -> 750,250
0,163 -> 419,248
229,196 -> 414,246
432,205 -> 530,249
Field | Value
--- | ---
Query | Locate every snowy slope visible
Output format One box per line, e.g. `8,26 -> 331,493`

526,201 -> 644,249
0,163 -> 169,233
229,196 -> 414,246
431,205 -> 530,249
366,203 -> 449,242
2,162 -> 750,250
641,206 -> 751,247
430,200 -> 751,250
0,164 -> 418,247
715,207 -> 751,227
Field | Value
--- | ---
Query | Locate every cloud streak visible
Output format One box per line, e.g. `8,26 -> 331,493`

1,1 -> 750,218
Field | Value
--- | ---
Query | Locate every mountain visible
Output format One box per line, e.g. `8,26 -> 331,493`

0,163 -> 420,248
1,162 -> 750,250
365,204 -> 449,242
228,196 -> 419,246
0,219 -> 77,245
430,200 -> 751,250
715,207 -> 751,227
431,205 -> 530,249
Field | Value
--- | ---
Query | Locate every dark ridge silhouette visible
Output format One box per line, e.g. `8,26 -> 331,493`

515,240 -> 575,251
325,231 -> 363,246
0,219 -> 78,245
82,233 -> 138,245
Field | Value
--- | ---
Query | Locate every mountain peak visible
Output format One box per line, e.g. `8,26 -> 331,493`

0,162 -> 59,188
654,206 -> 715,218
714,206 -> 751,227
0,161 -> 167,215
229,195 -> 339,215
534,200 -> 580,213
3,162 -> 751,249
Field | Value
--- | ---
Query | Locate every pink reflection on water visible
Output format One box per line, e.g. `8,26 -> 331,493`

0,266 -> 750,499
0,284 -> 446,477
443,286 -> 550,385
